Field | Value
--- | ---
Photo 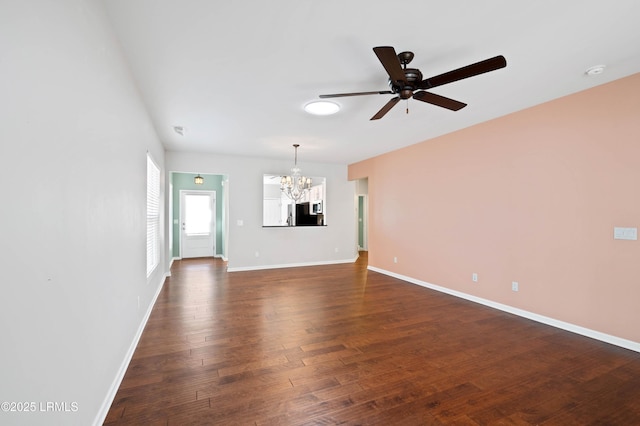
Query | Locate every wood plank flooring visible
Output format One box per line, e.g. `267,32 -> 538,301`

105,253 -> 640,425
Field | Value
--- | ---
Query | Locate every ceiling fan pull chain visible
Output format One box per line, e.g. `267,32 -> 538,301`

406,99 -> 409,114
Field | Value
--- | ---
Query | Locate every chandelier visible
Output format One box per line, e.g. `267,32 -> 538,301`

281,144 -> 311,203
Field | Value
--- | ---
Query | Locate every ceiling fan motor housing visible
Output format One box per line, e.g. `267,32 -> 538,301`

389,68 -> 423,99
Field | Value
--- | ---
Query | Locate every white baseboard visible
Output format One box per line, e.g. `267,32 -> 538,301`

368,266 -> 640,354
227,256 -> 358,272
167,257 -> 181,273
93,275 -> 167,426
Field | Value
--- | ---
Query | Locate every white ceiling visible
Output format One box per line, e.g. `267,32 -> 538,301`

102,0 -> 640,165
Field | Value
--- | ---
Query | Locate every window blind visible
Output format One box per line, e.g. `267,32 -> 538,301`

146,154 -> 160,277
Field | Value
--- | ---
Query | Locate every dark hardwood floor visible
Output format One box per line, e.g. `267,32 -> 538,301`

105,252 -> 640,425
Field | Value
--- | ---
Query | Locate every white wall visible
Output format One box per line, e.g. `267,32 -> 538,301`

166,151 -> 357,271
0,1 -> 166,425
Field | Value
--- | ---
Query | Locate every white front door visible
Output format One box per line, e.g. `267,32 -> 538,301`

180,190 -> 216,258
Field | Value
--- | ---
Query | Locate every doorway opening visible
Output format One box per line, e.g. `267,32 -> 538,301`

170,172 -> 228,262
180,190 -> 216,258
355,178 -> 368,252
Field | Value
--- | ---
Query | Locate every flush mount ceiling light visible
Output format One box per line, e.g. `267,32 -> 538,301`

585,65 -> 606,76
304,100 -> 340,116
194,174 -> 204,185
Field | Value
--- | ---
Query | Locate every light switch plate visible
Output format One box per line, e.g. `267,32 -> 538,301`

614,227 -> 637,240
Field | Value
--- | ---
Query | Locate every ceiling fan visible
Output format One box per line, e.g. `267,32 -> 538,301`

319,46 -> 506,120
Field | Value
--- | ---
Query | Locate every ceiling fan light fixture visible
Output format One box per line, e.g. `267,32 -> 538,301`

304,100 -> 340,116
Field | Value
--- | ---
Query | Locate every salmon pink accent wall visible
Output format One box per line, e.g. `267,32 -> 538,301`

349,72 -> 640,344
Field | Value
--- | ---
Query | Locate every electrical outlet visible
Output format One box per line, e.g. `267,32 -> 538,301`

512,281 -> 519,292
393,257 -> 398,263
255,251 -> 260,257
472,273 -> 478,282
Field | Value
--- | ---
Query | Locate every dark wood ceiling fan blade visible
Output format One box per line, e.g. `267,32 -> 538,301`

413,91 -> 467,111
373,46 -> 406,83
420,55 -> 506,89
319,90 -> 394,98
370,97 -> 400,120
